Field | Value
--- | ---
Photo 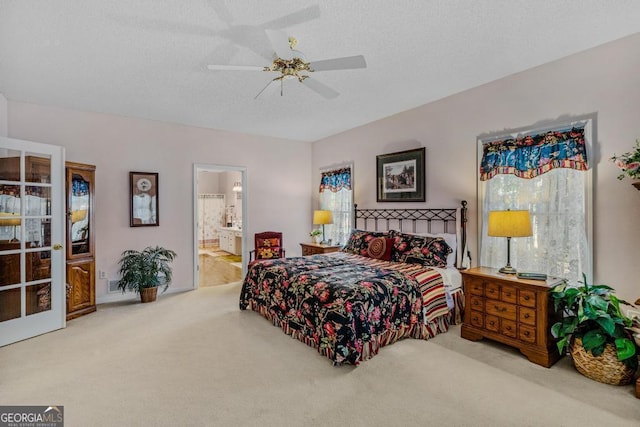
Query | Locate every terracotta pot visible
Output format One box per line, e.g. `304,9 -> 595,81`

140,287 -> 158,303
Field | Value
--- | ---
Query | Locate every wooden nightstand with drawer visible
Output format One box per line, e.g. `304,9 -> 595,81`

300,243 -> 341,256
461,267 -> 563,367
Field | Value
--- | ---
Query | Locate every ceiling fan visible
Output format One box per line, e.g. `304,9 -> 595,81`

207,29 -> 367,99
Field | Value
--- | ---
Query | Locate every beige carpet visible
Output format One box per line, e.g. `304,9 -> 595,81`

1,282 -> 639,427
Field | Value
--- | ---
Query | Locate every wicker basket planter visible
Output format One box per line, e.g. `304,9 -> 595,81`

139,287 -> 158,303
569,337 -> 636,386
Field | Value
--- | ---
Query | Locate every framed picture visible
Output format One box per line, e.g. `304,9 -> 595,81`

376,147 -> 425,202
130,172 -> 159,227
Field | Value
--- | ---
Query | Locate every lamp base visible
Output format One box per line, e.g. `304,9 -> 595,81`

499,265 -> 517,275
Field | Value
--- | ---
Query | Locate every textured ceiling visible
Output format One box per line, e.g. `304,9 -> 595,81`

1,1 -> 639,142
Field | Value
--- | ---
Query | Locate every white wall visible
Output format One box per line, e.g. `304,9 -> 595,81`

0,94 -> 7,137
197,171 -> 220,195
313,33 -> 640,302
7,102 -> 312,302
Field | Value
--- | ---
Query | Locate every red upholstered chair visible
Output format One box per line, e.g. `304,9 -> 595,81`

249,231 -> 286,261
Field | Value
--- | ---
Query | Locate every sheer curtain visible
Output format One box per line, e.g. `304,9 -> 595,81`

319,166 -> 352,246
479,123 -> 592,284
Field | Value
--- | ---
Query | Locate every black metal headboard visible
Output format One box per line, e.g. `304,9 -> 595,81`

353,201 -> 469,266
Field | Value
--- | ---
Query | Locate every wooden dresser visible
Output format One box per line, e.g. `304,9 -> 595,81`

461,267 -> 563,367
300,242 -> 341,256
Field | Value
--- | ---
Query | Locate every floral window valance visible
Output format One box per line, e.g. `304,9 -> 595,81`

479,126 -> 588,181
319,167 -> 352,192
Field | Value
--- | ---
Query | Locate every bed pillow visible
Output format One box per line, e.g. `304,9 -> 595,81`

389,231 -> 452,268
407,232 -> 457,268
363,237 -> 394,261
341,230 -> 391,255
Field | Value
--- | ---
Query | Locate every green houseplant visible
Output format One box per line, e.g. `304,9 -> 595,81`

309,229 -> 322,243
116,246 -> 177,303
550,275 -> 638,385
610,139 -> 640,181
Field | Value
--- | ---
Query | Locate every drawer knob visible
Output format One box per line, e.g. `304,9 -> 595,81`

524,295 -> 530,301
494,305 -> 506,312
524,331 -> 530,336
506,326 -> 512,331
505,292 -> 512,297
489,321 -> 495,326
524,313 -> 530,319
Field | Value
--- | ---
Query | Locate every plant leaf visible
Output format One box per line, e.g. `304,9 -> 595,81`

615,338 -> 637,361
594,316 -> 616,336
582,329 -> 606,351
556,337 -> 568,354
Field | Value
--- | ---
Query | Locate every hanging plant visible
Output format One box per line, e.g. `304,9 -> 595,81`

610,139 -> 640,181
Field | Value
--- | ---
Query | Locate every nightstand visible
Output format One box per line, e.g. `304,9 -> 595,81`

300,242 -> 341,256
460,267 -> 563,367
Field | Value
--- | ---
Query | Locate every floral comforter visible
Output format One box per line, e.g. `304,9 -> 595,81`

239,252 -> 451,365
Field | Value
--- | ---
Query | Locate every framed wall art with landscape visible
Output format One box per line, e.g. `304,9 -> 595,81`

130,171 -> 159,227
376,147 -> 425,202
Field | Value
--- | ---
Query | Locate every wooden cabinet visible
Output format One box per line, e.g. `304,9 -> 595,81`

460,267 -> 562,367
65,162 -> 96,320
220,228 -> 242,255
300,243 -> 341,256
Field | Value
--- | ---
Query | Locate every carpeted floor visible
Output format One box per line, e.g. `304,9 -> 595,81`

1,282 -> 639,426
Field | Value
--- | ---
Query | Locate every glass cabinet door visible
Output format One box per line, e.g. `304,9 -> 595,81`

66,166 -> 94,260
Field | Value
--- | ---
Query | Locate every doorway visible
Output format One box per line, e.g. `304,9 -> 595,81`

193,164 -> 246,288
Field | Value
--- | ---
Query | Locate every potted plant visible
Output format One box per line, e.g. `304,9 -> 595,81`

610,139 -> 640,190
116,246 -> 177,303
309,229 -> 322,244
550,274 -> 638,385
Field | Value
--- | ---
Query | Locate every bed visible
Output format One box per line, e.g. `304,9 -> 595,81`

239,201 -> 469,365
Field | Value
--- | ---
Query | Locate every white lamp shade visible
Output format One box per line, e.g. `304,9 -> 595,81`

487,210 -> 532,237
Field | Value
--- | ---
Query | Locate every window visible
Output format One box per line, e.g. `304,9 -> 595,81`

478,120 -> 593,283
318,166 -> 353,245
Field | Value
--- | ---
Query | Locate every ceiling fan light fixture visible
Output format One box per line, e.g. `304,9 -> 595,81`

207,32 -> 366,99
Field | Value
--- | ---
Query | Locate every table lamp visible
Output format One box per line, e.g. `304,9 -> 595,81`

488,209 -> 532,274
312,210 -> 333,245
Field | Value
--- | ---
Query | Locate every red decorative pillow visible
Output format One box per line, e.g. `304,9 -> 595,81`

257,237 -> 280,248
364,237 -> 393,261
257,246 -> 281,259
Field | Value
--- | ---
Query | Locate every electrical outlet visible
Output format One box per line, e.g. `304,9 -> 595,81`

99,270 -> 107,279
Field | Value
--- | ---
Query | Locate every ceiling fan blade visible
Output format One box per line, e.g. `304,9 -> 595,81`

265,29 -> 292,60
207,64 -> 265,71
262,5 -> 321,29
309,55 -> 367,72
301,78 -> 339,99
254,79 -> 281,99
209,0 -> 234,26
